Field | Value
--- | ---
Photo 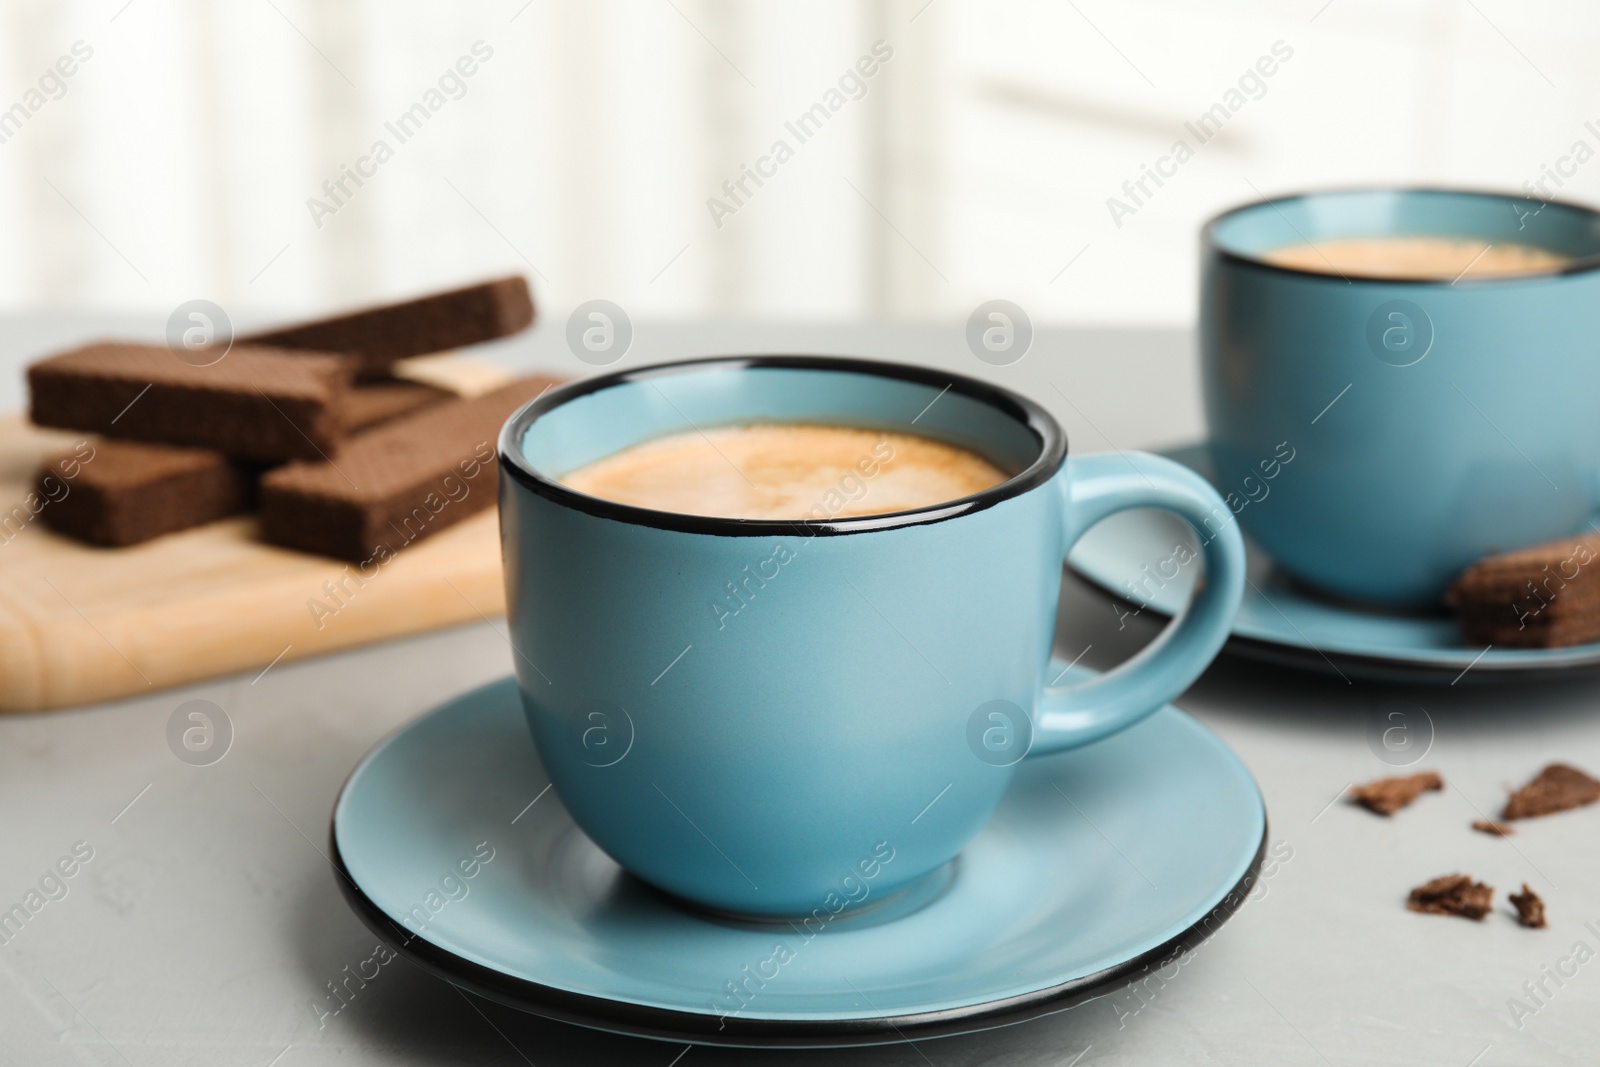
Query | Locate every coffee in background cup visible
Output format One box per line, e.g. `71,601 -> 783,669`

1260,235 -> 1571,280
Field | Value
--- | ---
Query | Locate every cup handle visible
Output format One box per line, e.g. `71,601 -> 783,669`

1025,452 -> 1246,758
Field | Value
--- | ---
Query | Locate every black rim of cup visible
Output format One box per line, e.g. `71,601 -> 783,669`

498,354 -> 1068,537
1202,185 -> 1600,286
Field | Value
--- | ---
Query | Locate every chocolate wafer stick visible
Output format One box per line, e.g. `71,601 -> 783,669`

28,342 -> 350,462
37,441 -> 255,547
259,374 -> 563,561
339,381 -> 452,434
1447,534 -> 1600,647
241,275 -> 535,379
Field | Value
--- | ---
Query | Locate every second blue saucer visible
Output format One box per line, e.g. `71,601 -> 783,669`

1069,443 -> 1600,684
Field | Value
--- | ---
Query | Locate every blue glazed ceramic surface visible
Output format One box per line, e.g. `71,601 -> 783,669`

1201,188 -> 1600,607
497,357 -> 1246,917
1068,443 -> 1600,683
330,674 -> 1268,1047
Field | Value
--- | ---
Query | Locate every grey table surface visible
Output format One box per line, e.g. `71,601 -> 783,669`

2,316 -> 1598,1066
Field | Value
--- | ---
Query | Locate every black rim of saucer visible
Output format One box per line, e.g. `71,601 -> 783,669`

497,355 -> 1067,537
1202,185 -> 1600,286
330,815 -> 1266,1048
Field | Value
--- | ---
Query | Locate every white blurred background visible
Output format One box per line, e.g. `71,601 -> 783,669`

0,0 -> 1595,325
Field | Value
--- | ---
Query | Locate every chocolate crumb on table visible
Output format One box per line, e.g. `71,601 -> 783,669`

1509,884 -> 1547,929
259,374 -> 564,561
1503,763 -> 1600,820
1349,771 -> 1443,815
36,441 -> 256,547
28,342 -> 351,462
1472,819 -> 1515,837
241,275 -> 535,380
1407,874 -> 1493,920
1447,534 -> 1600,648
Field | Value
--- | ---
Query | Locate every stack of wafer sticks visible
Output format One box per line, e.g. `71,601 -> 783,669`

26,276 -> 564,559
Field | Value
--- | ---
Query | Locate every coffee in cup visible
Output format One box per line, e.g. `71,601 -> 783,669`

1260,235 -> 1571,280
559,423 -> 1008,520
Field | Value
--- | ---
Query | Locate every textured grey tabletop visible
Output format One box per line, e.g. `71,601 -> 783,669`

2,317 -> 1597,1066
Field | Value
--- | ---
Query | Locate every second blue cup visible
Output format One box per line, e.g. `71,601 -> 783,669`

1202,188 -> 1600,607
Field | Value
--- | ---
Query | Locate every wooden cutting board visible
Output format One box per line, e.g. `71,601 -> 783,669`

0,415 -> 508,712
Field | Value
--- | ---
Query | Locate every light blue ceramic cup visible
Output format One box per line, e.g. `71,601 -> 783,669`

499,356 -> 1246,917
1202,188 -> 1600,607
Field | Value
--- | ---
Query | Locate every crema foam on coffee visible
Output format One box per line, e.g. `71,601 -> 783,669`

559,423 -> 1008,520
1261,236 -> 1570,280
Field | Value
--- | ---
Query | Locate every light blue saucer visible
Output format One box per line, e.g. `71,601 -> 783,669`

331,673 -> 1266,1048
1068,444 -> 1600,684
